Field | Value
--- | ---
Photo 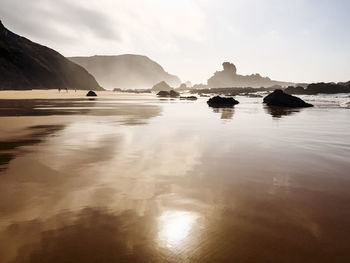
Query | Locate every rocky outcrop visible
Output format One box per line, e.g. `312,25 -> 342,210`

285,83 -> 350,95
284,86 -> 307,95
156,90 -> 179,98
86,90 -> 97,97
207,96 -> 239,107
0,21 -> 102,91
263,89 -> 313,108
169,90 -> 180,98
69,55 -> 181,90
176,83 -> 189,91
207,62 -> 293,88
306,82 -> 350,94
152,81 -> 172,92
156,91 -> 170,97
180,96 -> 197,100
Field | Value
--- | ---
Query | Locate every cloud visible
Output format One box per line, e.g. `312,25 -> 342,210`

0,0 -> 120,44
2,0 -> 348,83
0,0 -> 207,56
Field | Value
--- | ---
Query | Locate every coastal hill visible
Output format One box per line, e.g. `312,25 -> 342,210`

69,55 -> 181,90
207,62 -> 293,88
0,21 -> 102,91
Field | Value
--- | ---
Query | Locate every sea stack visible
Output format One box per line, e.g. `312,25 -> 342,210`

263,89 -> 313,107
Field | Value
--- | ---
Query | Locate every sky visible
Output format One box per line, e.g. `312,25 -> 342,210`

1,0 -> 350,84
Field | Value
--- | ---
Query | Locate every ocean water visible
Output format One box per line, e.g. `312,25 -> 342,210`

0,93 -> 349,262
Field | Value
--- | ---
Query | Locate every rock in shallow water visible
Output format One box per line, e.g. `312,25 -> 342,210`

263,89 -> 313,108
86,90 -> 97,97
156,90 -> 180,98
157,91 -> 170,97
207,96 -> 239,107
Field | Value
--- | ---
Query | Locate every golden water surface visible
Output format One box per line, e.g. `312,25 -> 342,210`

0,92 -> 349,262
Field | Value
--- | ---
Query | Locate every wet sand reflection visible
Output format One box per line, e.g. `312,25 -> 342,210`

0,95 -> 350,262
0,125 -> 65,171
211,107 -> 235,119
264,105 -> 302,118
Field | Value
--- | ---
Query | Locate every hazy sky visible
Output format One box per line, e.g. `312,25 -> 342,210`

1,0 -> 350,84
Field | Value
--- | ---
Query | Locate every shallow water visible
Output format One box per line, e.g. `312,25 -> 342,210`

0,94 -> 349,262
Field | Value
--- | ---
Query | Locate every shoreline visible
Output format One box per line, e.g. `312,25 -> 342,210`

0,90 -> 151,99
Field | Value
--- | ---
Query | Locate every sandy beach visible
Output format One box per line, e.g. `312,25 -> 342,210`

0,90 -> 151,99
0,92 -> 349,262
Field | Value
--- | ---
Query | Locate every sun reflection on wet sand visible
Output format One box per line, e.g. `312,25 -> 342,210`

158,210 -> 198,249
1,94 -> 350,262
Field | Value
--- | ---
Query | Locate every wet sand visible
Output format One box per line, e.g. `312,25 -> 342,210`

0,90 -> 350,262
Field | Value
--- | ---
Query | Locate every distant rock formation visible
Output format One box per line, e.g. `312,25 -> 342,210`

69,55 -> 181,90
207,62 -> 293,88
86,90 -> 97,97
191,86 -> 275,96
339,80 -> 350,86
176,83 -> 187,91
192,84 -> 208,90
263,89 -> 313,108
285,82 -> 350,95
284,86 -> 307,95
207,96 -> 239,108
157,91 -> 170,97
180,96 -> 197,100
152,81 -> 172,92
185,81 -> 192,88
156,90 -> 180,98
169,90 -> 180,98
0,21 -> 102,91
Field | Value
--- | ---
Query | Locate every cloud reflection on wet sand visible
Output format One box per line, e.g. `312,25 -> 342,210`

0,95 -> 350,262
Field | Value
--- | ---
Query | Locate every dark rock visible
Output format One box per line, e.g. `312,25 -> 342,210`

207,96 -> 239,108
156,91 -> 170,97
284,86 -> 306,95
86,90 -> 97,97
180,96 -> 197,100
263,89 -> 313,108
152,81 -> 172,91
306,82 -> 350,94
285,83 -> 350,95
156,90 -> 180,98
0,21 -> 102,91
169,90 -> 180,98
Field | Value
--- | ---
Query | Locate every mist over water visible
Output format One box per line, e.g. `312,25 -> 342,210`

0,94 -> 349,262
